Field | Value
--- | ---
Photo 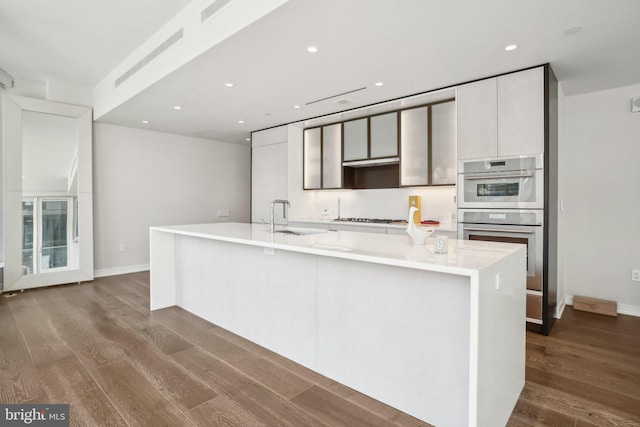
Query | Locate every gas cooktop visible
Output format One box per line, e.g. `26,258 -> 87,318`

333,217 -> 407,224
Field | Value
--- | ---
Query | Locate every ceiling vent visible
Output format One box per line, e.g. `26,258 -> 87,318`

201,0 -> 233,22
115,28 -> 184,87
306,87 -> 367,106
333,98 -> 353,106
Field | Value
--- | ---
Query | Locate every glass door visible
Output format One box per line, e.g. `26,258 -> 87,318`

22,197 -> 73,274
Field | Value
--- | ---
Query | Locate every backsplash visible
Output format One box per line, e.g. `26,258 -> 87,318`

289,186 -> 457,226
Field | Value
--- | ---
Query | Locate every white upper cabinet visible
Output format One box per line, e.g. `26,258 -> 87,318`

343,118 -> 368,161
457,77 -> 498,159
370,112 -> 398,158
497,67 -> 544,156
457,66 -> 544,160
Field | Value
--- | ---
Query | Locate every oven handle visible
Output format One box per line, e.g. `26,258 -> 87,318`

463,227 -> 533,234
462,171 -> 533,180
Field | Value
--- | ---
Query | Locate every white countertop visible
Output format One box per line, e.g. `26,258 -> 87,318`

151,222 -> 522,277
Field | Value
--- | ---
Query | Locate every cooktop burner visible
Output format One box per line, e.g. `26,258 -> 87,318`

333,217 -> 406,224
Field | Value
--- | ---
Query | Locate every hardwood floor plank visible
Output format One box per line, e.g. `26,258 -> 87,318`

7,294 -> 73,366
31,290 -> 125,370
172,347 -> 329,427
290,385 -> 399,427
77,282 -> 154,330
0,297 -> 43,403
92,360 -> 192,427
138,324 -> 194,355
152,307 -> 312,400
508,395 -> 577,427
59,287 -> 217,412
518,380 -> 640,426
37,355 -> 128,427
187,395 -> 265,427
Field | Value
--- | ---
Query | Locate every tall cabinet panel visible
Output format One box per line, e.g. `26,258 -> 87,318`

400,106 -> 429,186
251,125 -> 288,223
456,78 -> 498,160
431,101 -> 457,185
322,123 -> 342,189
303,128 -> 321,189
497,67 -> 544,156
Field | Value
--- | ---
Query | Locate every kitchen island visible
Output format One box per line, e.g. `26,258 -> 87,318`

150,222 -> 526,427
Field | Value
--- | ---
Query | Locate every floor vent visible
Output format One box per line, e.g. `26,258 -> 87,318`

201,0 -> 233,23
115,28 -> 184,87
306,87 -> 367,105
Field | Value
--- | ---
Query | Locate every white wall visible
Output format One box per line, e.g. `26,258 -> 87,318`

559,83 -> 640,315
93,123 -> 250,276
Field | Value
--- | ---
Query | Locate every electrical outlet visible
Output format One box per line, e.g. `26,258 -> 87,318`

217,209 -> 230,217
119,243 -> 126,253
632,269 -> 640,282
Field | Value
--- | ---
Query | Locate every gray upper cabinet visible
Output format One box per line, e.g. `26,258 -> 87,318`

457,66 -> 544,160
343,118 -> 368,161
370,112 -> 398,158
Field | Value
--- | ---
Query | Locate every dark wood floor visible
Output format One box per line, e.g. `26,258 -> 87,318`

1,273 -> 639,426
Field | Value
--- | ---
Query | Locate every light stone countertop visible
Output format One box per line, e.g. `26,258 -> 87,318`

151,222 -> 523,277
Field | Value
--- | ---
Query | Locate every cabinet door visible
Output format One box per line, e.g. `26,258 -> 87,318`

497,67 -> 544,156
400,106 -> 429,186
431,101 -> 456,185
343,118 -> 368,161
457,78 -> 498,159
251,142 -> 288,223
370,112 -> 398,158
322,123 -> 342,189
303,128 -> 321,189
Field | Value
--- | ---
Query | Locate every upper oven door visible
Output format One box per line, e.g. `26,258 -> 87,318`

457,155 -> 544,209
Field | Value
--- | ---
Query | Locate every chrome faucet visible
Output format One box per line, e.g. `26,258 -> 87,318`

270,199 -> 290,232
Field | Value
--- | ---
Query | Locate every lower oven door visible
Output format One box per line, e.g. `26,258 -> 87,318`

458,220 -> 543,292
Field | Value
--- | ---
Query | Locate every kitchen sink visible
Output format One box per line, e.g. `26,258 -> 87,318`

275,227 -> 327,236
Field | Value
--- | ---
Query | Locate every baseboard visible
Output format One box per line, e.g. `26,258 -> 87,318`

564,295 -> 640,318
555,296 -> 566,319
94,264 -> 149,278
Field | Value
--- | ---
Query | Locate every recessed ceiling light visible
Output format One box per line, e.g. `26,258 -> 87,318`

173,105 -> 182,110
245,138 -> 251,141
141,120 -> 150,124
375,82 -> 384,87
293,105 -> 301,109
225,83 -> 234,87
307,46 -> 318,53
238,120 -> 245,124
504,44 -> 517,51
564,27 -> 583,36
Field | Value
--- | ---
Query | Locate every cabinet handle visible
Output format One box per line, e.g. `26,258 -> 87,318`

463,227 -> 534,234
463,171 -> 533,180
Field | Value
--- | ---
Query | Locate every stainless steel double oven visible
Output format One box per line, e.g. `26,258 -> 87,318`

457,154 -> 545,324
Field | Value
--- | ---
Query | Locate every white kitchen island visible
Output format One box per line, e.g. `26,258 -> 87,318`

150,222 -> 526,427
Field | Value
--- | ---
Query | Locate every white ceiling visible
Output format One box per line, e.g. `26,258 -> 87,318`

2,0 -> 640,144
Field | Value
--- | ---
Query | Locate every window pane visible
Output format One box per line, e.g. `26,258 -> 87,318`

22,201 -> 34,274
41,200 -> 68,270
